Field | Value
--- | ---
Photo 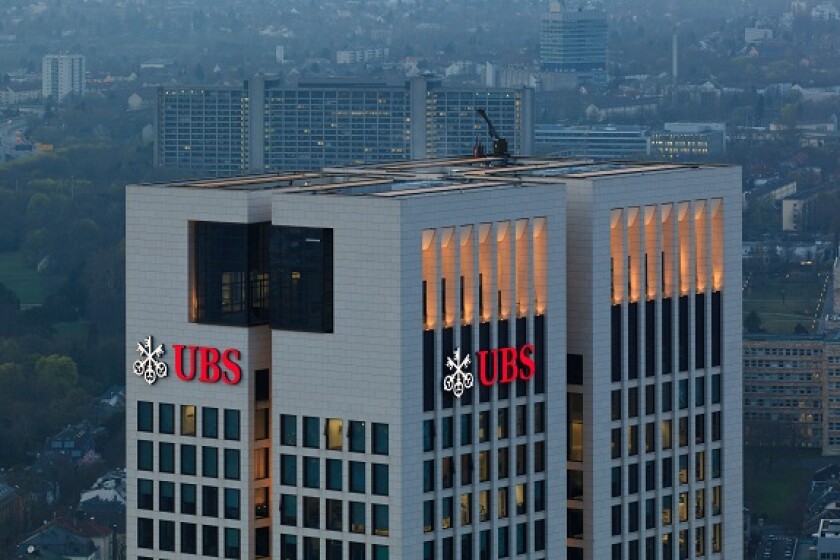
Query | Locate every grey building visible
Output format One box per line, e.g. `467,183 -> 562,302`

539,2 -> 607,85
650,123 -> 727,161
535,124 -> 649,159
155,77 -> 534,176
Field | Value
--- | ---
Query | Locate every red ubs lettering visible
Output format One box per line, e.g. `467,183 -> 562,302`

476,344 -> 536,386
173,345 -> 242,385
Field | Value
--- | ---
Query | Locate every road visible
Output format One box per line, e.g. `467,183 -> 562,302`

0,116 -> 31,161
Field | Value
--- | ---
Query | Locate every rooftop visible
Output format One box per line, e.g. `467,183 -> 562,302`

135,156 -> 727,197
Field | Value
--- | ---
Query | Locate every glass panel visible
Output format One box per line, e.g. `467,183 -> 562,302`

422,228 -> 437,329
326,418 -> 343,450
181,405 -> 196,436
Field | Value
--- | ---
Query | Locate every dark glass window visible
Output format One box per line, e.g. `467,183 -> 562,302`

326,499 -> 343,531
304,496 -> 319,529
181,522 -> 197,554
138,401 -> 153,432
423,330 -> 435,411
224,409 -> 240,441
192,221 -> 269,326
498,526 -> 509,558
304,457 -> 320,488
255,369 -> 270,402
350,461 -> 365,493
181,483 -> 196,515
138,479 -> 153,510
304,536 -> 319,560
303,416 -> 319,448
224,449 -> 241,480
159,403 -> 174,434
255,409 -> 270,441
224,488 -> 240,520
326,539 -> 342,560
373,464 -> 389,496
137,518 -> 153,549
350,501 -> 365,533
567,354 -> 583,385
256,527 -> 270,558
373,544 -> 389,559
271,226 -> 334,332
349,421 -> 365,452
373,423 -> 389,455
442,416 -> 453,448
326,459 -> 342,491
203,525 -> 219,557
281,455 -> 297,486
181,444 -> 196,475
203,407 -> 218,438
224,527 -> 240,559
160,481 -> 175,512
203,486 -> 219,517
373,504 -> 389,536
423,420 -> 434,452
351,542 -> 365,560
137,439 -> 154,471
281,414 -> 297,446
203,446 -> 218,478
159,442 -> 174,473
281,494 -> 297,525
160,520 -> 175,551
282,535 -> 298,560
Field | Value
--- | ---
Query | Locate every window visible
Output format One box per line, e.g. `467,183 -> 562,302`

181,444 -> 196,475
424,500 -> 434,532
304,496 -> 319,529
160,481 -> 175,512
326,499 -> 342,531
304,416 -> 319,448
350,542 -> 365,560
203,525 -> 219,557
326,539 -> 342,560
373,504 -> 389,536
281,494 -> 297,525
138,479 -> 153,510
350,501 -> 365,533
224,527 -> 240,559
304,537 -> 320,560
442,416 -> 453,449
299,457 -> 318,489
203,446 -> 218,477
462,413 -> 473,444
137,439 -> 154,471
255,369 -> 270,401
255,409 -> 269,441
350,461 -> 365,493
224,409 -> 240,441
373,544 -> 389,560
327,418 -> 343,450
203,486 -> 218,517
349,420 -> 365,452
281,455 -> 297,486
159,442 -> 174,473
535,402 -> 545,433
281,414 -> 296,446
160,520 -> 175,551
326,459 -> 342,491
373,423 -> 389,455
138,401 -> 153,432
160,403 -> 174,434
203,407 -> 218,438
192,221 -> 269,326
224,449 -> 241,480
271,226 -> 333,333
182,483 -> 196,515
181,522 -> 197,554
497,408 -> 509,439
282,535 -> 298,560
224,488 -> 240,520
181,405 -> 197,436
373,463 -> 389,496
137,518 -> 153,549
255,448 -> 270,480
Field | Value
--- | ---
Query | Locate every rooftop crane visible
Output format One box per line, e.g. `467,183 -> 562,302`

475,108 -> 510,161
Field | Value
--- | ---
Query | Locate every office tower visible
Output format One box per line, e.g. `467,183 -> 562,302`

126,156 -> 741,560
154,77 -> 534,176
539,2 -> 608,85
42,54 -> 86,103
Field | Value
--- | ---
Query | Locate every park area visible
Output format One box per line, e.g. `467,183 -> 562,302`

743,266 -> 830,334
0,251 -> 45,308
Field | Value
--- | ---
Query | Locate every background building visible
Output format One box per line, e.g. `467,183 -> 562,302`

539,1 -> 608,86
126,156 -> 742,560
650,123 -> 726,161
535,124 -> 650,159
41,54 -> 85,103
154,77 -> 534,176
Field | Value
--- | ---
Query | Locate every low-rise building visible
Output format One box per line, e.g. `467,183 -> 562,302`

651,122 -> 726,161
534,124 -> 649,159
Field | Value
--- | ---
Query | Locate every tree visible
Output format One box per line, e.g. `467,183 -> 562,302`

744,310 -> 764,333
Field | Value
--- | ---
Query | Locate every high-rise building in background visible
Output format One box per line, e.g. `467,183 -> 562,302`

154,77 -> 534,176
126,156 -> 742,559
539,1 -> 608,86
41,54 -> 86,103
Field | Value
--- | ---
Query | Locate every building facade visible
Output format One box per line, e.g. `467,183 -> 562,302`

539,2 -> 607,85
42,54 -> 85,103
126,157 -> 741,560
650,124 -> 726,162
535,124 -> 650,159
154,78 -> 534,176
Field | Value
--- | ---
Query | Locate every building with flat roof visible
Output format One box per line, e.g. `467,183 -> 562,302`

42,54 -> 85,103
535,124 -> 649,159
126,156 -> 742,559
539,2 -> 608,85
155,77 -> 534,176
651,123 -> 726,162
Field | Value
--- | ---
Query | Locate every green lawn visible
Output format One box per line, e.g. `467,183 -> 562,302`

743,271 -> 828,334
0,251 -> 46,307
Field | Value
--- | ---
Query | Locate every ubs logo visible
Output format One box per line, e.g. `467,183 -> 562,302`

443,344 -> 536,398
133,335 -> 242,386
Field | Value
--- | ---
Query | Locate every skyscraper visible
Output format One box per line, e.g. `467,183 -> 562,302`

539,2 -> 608,86
42,54 -> 86,103
126,157 -> 741,559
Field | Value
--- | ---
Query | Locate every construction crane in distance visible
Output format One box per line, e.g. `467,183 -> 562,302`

475,108 -> 510,161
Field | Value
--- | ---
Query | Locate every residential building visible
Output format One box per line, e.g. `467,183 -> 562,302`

534,124 -> 649,159
41,54 -> 85,103
126,156 -> 741,559
539,1 -> 608,85
154,77 -> 534,176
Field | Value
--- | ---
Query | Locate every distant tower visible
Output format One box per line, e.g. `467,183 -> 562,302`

42,54 -> 86,103
672,31 -> 678,85
540,1 -> 608,86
